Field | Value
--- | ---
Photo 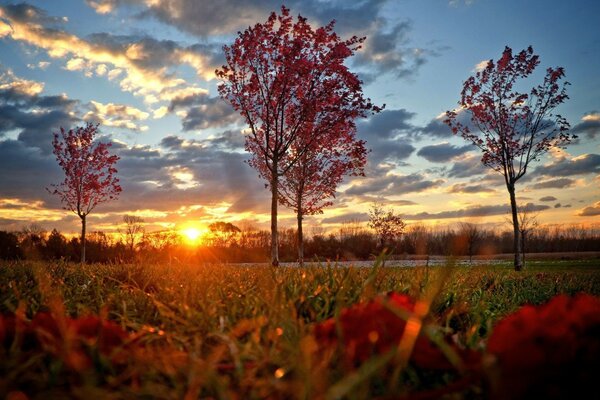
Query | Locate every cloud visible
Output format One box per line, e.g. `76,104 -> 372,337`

0,66 -> 78,152
572,112 -> 600,139
356,109 -> 416,168
167,92 -> 241,131
447,183 -> 495,194
417,142 -> 472,163
445,155 -> 489,178
533,154 -> 600,177
576,201 -> 600,217
530,178 -> 576,189
404,203 -> 549,220
345,173 -> 444,196
0,3 -> 219,106
539,196 -> 557,202
321,212 -> 369,224
86,0 -> 436,83
84,100 -> 149,131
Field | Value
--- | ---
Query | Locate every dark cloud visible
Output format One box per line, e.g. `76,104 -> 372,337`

357,109 -> 416,167
321,212 -> 369,225
445,157 -> 488,178
417,142 -> 472,163
530,178 -> 576,189
533,154 -> 600,177
572,112 -> 600,139
168,92 -> 241,131
404,203 -> 550,220
576,201 -> 600,217
345,173 -> 444,196
539,196 -> 557,202
0,68 -> 78,153
448,183 -> 495,194
88,0 -> 435,83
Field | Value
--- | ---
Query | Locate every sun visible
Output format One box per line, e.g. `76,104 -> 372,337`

181,227 -> 202,243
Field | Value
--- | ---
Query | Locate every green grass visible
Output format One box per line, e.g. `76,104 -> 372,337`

1,259 -> 599,398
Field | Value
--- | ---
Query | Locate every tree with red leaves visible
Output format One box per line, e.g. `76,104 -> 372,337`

445,46 -> 574,271
216,6 -> 381,266
278,127 -> 368,264
49,123 -> 121,263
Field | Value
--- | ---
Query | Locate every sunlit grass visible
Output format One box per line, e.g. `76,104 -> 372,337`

1,259 -> 599,398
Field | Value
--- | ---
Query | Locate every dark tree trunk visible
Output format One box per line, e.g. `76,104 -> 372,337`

270,174 -> 279,266
508,183 -> 522,271
297,208 -> 304,266
80,214 -> 86,264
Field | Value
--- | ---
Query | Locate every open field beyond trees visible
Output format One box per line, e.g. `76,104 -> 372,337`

1,259 -> 599,399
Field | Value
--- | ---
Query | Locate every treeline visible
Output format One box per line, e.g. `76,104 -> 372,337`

1,222 -> 599,263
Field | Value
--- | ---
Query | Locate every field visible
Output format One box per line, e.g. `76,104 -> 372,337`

1,258 -> 599,399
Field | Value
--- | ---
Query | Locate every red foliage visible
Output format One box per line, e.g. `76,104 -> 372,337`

1,312 -> 132,371
486,294 -> 600,399
313,293 -> 475,370
444,46 -> 574,180
216,6 -> 381,264
49,123 -> 121,219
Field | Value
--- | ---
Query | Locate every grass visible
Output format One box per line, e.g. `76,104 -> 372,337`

1,258 -> 599,399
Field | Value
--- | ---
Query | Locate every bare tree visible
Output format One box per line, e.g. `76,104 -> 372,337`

122,215 -> 145,253
518,205 -> 539,267
457,222 -> 482,263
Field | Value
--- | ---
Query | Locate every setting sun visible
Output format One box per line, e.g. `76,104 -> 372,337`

181,227 -> 202,243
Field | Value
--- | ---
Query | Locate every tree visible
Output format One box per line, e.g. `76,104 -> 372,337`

517,204 -> 540,267
278,132 -> 368,264
457,222 -> 482,263
49,123 -> 121,263
122,215 -> 145,253
368,203 -> 406,251
208,221 -> 241,247
445,46 -> 574,271
216,6 -> 380,266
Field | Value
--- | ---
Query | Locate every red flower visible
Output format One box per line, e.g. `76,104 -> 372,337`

314,293 -> 474,370
486,294 -> 600,399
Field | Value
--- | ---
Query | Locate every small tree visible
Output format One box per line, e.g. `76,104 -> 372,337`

368,203 -> 406,251
122,215 -> 145,254
518,204 -> 539,267
216,6 -> 380,265
49,123 -> 121,263
457,222 -> 482,263
208,221 -> 241,247
278,135 -> 368,264
445,46 -> 575,270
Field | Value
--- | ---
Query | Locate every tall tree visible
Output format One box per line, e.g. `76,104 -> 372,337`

49,123 -> 121,263
278,129 -> 368,264
216,6 -> 380,266
445,46 -> 574,271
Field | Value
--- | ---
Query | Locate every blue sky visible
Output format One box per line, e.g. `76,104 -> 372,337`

0,0 -> 598,235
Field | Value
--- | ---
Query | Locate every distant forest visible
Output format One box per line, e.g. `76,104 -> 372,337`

1,222 -> 599,263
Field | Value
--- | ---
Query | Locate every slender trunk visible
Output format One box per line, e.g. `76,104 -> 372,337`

507,182 -> 522,271
297,209 -> 304,266
270,174 -> 279,266
80,214 -> 86,264
521,230 -> 526,268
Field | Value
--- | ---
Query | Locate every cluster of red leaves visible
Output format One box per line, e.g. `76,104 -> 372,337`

313,293 -> 476,370
486,293 -> 600,399
0,312 -> 132,371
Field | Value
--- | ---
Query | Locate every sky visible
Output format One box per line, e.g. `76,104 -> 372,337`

0,0 -> 599,237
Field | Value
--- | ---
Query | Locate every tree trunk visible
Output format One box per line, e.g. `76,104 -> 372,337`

521,231 -> 526,268
297,208 -> 304,266
270,174 -> 279,266
507,183 -> 522,271
80,214 -> 86,264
